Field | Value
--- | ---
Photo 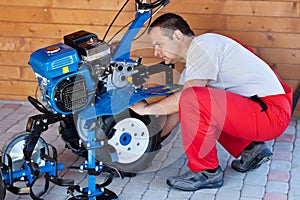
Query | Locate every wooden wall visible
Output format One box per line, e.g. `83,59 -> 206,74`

0,0 -> 299,116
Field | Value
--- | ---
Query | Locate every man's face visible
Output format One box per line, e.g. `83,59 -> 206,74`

149,27 -> 182,65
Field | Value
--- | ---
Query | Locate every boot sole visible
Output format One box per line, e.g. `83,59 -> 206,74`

166,179 -> 224,191
232,149 -> 273,173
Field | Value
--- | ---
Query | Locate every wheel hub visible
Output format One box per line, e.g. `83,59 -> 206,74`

108,118 -> 150,164
119,132 -> 132,146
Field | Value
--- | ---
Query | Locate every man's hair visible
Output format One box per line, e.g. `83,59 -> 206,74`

148,13 -> 195,39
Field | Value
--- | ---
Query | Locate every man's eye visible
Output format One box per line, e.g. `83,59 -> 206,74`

156,43 -> 163,48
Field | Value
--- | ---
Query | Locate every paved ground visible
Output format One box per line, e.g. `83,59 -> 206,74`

0,100 -> 299,200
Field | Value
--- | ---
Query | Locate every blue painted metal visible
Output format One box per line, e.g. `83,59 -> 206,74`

120,132 -> 132,146
2,159 -> 64,186
87,129 -> 104,200
78,84 -> 182,120
29,43 -> 80,79
112,11 -> 151,62
40,65 -> 95,115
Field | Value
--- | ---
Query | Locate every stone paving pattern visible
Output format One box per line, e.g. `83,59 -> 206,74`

0,101 -> 299,200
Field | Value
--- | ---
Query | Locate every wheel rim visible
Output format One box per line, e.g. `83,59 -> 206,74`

76,117 -> 151,164
108,118 -> 150,164
3,133 -> 48,171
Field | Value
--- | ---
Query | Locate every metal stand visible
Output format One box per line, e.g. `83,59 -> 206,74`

67,123 -> 119,200
0,113 -> 119,200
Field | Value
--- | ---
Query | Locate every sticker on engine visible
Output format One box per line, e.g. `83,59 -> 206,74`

62,66 -> 70,74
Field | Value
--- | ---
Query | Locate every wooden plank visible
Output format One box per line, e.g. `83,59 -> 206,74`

0,6 -> 135,25
0,37 -> 61,52
208,31 -> 300,49
0,66 -> 35,81
272,65 -> 300,80
257,48 -> 300,65
167,0 -> 300,17
0,52 -> 30,66
0,94 -> 28,101
283,79 -> 300,93
0,80 -> 36,96
178,14 -> 300,33
2,0 -> 300,10
0,22 -> 126,39
1,0 -> 300,17
0,0 -> 137,11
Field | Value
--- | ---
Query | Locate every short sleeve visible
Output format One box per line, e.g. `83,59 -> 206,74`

184,38 -> 219,83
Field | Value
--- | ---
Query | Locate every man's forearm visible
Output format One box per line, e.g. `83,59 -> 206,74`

144,91 -> 181,115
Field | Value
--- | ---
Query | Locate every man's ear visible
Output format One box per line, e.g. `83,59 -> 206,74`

173,30 -> 184,41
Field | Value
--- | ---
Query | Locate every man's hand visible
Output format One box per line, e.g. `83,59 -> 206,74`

130,101 -> 149,116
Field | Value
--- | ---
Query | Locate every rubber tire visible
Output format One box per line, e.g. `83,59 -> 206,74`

0,170 -> 5,200
58,115 -> 87,157
59,110 -> 162,173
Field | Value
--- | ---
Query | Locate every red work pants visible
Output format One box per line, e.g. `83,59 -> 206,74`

178,82 -> 292,172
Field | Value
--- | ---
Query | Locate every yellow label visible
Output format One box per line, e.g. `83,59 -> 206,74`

62,66 -> 69,74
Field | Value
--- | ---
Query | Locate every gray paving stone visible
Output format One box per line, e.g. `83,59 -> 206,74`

216,189 -> 241,200
290,176 -> 300,190
193,188 -> 219,195
220,177 -> 244,190
141,189 -> 168,200
223,167 -> 246,179
122,181 -> 149,195
190,192 -> 215,200
167,147 -> 185,158
273,141 -> 294,152
130,172 -> 155,183
155,166 -> 180,178
240,197 -> 262,200
289,194 -> 300,200
119,193 -> 143,200
161,156 -> 186,170
219,160 -> 229,171
266,181 -> 289,194
283,125 -> 296,134
153,150 -> 168,162
270,160 -> 292,171
165,157 -> 186,169
244,173 -> 267,186
241,184 -> 265,198
107,177 -> 130,189
148,176 -> 169,191
167,189 -> 193,199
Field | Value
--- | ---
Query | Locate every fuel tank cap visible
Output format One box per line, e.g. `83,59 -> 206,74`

46,45 -> 61,54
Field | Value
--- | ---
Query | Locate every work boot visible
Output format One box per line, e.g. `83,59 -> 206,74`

166,166 -> 223,191
231,142 -> 273,173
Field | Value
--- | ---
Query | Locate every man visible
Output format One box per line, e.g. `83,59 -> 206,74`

130,13 -> 292,191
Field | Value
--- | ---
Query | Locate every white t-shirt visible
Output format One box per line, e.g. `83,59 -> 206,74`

180,33 -> 284,97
